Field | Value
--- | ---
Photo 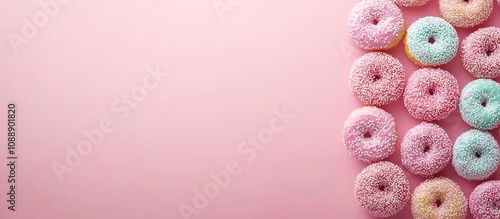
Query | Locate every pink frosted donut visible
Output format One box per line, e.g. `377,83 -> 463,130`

404,68 -> 459,121
462,27 -> 500,79
355,161 -> 410,217
348,0 -> 405,50
394,0 -> 431,7
470,180 -> 500,219
349,52 -> 405,106
343,107 -> 397,163
401,122 -> 452,176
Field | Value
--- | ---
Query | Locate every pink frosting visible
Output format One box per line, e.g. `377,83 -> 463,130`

343,107 -> 397,163
469,180 -> 500,219
355,161 -> 410,217
401,122 -> 452,176
348,0 -> 404,50
350,52 -> 405,106
404,68 -> 459,121
461,27 -> 500,79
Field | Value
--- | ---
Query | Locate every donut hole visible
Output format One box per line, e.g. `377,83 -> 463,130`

377,184 -> 387,191
376,181 -> 389,192
372,74 -> 381,82
428,88 -> 435,96
481,99 -> 488,107
486,49 -> 493,56
475,151 -> 482,158
372,19 -> 379,25
493,201 -> 500,209
363,132 -> 372,139
423,145 -> 430,153
463,0 -> 469,2
428,36 -> 436,44
435,199 -> 442,208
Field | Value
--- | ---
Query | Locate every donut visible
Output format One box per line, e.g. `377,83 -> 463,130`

460,79 -> 500,130
348,0 -> 405,50
411,177 -> 468,219
394,0 -> 431,7
355,161 -> 410,217
461,27 -> 500,79
403,68 -> 459,121
453,129 -> 500,181
401,122 -> 452,177
469,180 -> 500,219
439,0 -> 493,28
343,107 -> 397,163
405,16 -> 459,67
349,52 -> 405,106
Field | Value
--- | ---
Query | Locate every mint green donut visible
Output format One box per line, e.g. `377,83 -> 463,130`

453,129 -> 500,180
405,16 -> 458,66
460,79 -> 500,130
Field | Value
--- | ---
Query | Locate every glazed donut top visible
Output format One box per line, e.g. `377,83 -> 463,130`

403,68 -> 459,121
462,27 -> 500,79
460,79 -> 500,130
355,161 -> 410,217
412,177 -> 468,219
348,0 -> 404,50
469,180 -> 500,219
453,129 -> 500,180
349,52 -> 405,106
439,0 -> 493,28
405,16 -> 459,66
401,122 -> 452,176
405,17 -> 458,66
343,106 -> 397,163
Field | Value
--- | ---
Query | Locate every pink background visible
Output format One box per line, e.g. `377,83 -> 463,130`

1,0 -> 500,218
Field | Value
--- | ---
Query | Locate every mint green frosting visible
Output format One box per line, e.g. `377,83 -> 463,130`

453,129 -> 500,180
460,79 -> 500,130
406,16 -> 458,66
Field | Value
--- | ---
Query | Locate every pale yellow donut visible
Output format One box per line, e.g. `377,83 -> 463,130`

439,0 -> 493,28
412,177 -> 468,219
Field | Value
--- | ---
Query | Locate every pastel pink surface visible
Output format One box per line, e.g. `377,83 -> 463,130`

0,1 -> 499,219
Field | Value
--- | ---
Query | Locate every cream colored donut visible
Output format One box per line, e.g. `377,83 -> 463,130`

395,0 -> 431,7
412,177 -> 468,219
439,0 -> 493,28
